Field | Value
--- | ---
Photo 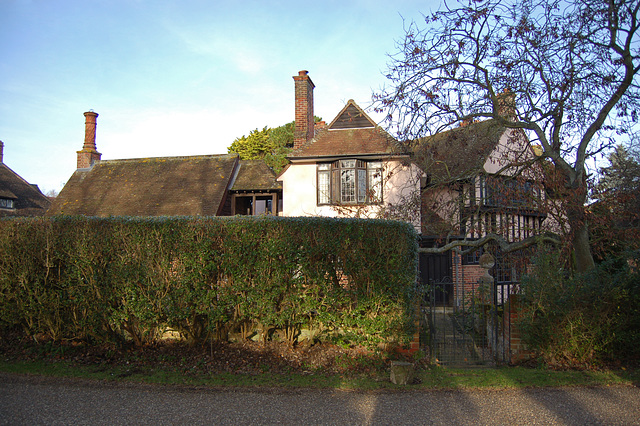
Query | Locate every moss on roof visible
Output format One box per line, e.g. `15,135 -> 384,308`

232,160 -> 282,191
47,154 -> 239,217
413,119 -> 506,182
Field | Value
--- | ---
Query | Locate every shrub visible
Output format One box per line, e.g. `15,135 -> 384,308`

518,249 -> 640,366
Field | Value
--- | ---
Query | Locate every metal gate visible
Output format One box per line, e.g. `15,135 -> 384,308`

421,251 -> 519,366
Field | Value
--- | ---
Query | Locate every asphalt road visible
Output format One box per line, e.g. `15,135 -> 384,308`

1,373 -> 639,425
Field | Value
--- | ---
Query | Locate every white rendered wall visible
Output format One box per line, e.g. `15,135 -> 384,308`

279,160 -> 421,230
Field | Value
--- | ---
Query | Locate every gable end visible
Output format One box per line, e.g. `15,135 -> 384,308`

328,100 -> 376,130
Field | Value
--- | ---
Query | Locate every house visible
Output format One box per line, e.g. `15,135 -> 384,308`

278,71 -> 422,228
278,71 -> 549,305
47,112 -> 282,217
48,71 -> 548,299
414,119 -> 549,302
0,141 -> 51,217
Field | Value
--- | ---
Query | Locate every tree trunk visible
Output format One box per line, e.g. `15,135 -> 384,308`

566,188 -> 596,273
571,218 -> 595,273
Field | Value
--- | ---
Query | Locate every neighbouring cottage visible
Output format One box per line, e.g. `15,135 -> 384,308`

0,141 -> 51,217
47,113 -> 282,217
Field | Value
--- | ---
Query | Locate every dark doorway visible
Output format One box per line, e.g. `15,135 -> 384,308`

419,251 -> 453,306
231,192 -> 279,216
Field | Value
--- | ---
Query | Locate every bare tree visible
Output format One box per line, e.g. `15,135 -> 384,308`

374,0 -> 640,272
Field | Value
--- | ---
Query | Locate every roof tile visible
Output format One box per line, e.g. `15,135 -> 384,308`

47,154 -> 239,217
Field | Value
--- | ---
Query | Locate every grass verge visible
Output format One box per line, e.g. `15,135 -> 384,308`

1,358 -> 638,391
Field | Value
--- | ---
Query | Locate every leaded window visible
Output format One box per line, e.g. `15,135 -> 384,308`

317,160 -> 382,205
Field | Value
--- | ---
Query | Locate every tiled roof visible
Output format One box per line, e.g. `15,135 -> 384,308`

0,163 -> 51,217
413,119 -> 506,181
291,127 -> 399,158
232,160 -> 282,192
291,100 -> 399,158
47,154 -> 239,217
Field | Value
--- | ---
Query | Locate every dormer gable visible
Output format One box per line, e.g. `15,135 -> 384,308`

328,100 -> 376,130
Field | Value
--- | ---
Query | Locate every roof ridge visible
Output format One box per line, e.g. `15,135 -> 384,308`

0,163 -> 47,198
96,153 -> 239,164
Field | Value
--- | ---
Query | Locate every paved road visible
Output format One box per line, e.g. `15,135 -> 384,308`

1,373 -> 639,425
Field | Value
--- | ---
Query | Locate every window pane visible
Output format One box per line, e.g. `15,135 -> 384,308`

254,199 -> 267,215
318,163 -> 331,171
341,169 -> 355,203
318,170 -> 330,204
332,169 -> 340,203
368,168 -> 382,203
358,169 -> 366,203
340,159 -> 356,168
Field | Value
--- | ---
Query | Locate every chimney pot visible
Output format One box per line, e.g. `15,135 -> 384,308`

83,111 -> 99,151
496,89 -> 516,121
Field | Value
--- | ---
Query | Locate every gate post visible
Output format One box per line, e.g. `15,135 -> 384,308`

477,254 -> 498,360
504,294 -> 532,364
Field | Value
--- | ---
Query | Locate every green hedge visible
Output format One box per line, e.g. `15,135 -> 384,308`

0,216 -> 418,348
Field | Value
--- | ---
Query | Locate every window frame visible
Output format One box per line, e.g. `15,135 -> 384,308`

0,198 -> 15,209
480,176 -> 539,210
317,159 -> 383,206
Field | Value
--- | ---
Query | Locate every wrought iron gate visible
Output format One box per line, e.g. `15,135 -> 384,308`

421,252 -> 519,366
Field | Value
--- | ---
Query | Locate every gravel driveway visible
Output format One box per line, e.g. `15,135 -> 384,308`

1,373 -> 639,425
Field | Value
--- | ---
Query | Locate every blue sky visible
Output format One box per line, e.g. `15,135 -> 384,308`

0,0 -> 440,194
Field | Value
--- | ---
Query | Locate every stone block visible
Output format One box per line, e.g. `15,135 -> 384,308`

390,361 -> 414,385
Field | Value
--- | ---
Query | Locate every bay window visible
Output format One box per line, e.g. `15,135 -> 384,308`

317,160 -> 382,205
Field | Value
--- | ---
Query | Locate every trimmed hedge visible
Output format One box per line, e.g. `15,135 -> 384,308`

0,216 -> 418,348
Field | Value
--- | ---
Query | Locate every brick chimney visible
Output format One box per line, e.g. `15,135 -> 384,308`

77,111 -> 102,169
293,70 -> 315,150
496,90 -> 516,121
0,140 -> 4,163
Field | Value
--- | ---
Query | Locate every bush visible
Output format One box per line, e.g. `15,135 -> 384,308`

518,249 -> 640,366
0,216 -> 418,348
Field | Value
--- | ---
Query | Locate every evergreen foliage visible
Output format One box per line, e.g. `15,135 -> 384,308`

227,122 -> 294,173
0,216 -> 418,348
591,145 -> 640,259
519,249 -> 640,366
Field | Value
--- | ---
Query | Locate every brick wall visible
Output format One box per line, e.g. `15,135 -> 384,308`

503,295 -> 532,363
451,251 -> 485,303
